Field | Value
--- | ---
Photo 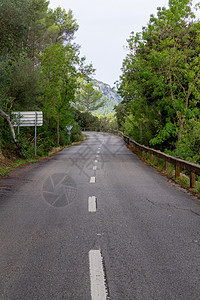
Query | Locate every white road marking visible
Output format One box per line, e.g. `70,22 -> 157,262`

88,196 -> 97,212
89,250 -> 107,300
95,160 -> 98,163
93,166 -> 97,170
90,177 -> 96,183
97,151 -> 100,154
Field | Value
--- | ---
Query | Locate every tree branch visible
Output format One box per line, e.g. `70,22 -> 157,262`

0,109 -> 26,158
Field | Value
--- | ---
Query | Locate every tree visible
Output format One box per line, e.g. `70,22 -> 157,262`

0,0 -> 94,156
50,7 -> 79,44
41,47 -> 94,144
74,109 -> 101,129
41,43 -> 77,144
0,0 -> 43,157
76,81 -> 106,112
114,101 -> 129,130
26,0 -> 50,61
0,0 -> 30,54
40,6 -> 94,145
142,0 -> 200,144
117,0 -> 200,155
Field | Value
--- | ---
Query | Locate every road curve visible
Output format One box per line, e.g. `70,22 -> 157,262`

0,132 -> 199,299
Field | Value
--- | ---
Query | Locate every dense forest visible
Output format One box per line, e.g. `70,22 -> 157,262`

116,0 -> 200,164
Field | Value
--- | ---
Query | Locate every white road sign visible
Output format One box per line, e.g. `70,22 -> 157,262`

12,111 -> 43,127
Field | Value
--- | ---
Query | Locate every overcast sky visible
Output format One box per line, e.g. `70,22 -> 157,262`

48,0 -> 169,86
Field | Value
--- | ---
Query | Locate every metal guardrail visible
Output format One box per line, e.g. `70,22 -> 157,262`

85,128 -> 200,188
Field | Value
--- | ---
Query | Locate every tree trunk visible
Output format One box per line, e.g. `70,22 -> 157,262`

0,146 -> 4,160
0,109 -> 26,158
57,111 -> 60,145
178,119 -> 184,143
140,119 -> 143,141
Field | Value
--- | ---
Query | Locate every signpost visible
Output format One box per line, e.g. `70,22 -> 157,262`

12,111 -> 43,156
66,125 -> 73,142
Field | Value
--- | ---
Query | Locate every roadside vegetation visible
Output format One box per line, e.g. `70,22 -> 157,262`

0,0 -> 116,165
0,137 -> 87,178
0,0 -> 95,160
116,0 -> 200,165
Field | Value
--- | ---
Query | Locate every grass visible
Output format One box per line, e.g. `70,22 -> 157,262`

0,158 -> 35,177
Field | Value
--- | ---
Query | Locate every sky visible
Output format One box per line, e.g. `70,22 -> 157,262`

48,0 -> 169,87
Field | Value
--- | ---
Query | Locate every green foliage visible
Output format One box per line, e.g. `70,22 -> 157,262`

70,122 -> 83,142
50,7 -> 79,43
0,0 -> 94,158
74,108 -> 118,131
114,101 -> 129,130
92,100 -> 110,115
0,0 -> 31,54
173,119 -> 200,164
74,109 -> 101,129
0,118 -> 15,158
97,113 -> 118,130
40,42 -> 75,144
76,81 -> 106,112
117,0 -> 200,162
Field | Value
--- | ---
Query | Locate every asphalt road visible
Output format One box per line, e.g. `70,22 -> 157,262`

0,132 -> 200,300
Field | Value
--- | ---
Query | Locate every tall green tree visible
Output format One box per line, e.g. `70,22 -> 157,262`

0,0 -> 30,54
76,81 -> 106,112
50,7 -> 79,43
41,43 -> 78,144
118,0 -> 200,156
40,7 -> 94,144
0,0 -> 45,156
0,0 -> 93,155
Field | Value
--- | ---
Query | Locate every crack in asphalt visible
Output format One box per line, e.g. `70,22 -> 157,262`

146,198 -> 200,216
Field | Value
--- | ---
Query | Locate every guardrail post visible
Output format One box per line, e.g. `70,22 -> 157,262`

150,153 -> 154,162
165,161 -> 169,170
190,172 -> 195,188
35,112 -> 37,156
175,164 -> 180,178
146,151 -> 149,160
135,145 -> 138,153
157,157 -> 160,167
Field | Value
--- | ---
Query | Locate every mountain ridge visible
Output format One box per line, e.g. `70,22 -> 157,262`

92,79 -> 122,115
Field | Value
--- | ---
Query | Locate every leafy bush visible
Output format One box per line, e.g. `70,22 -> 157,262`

173,119 -> 200,164
70,122 -> 83,142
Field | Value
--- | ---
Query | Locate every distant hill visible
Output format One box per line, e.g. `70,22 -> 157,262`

92,79 -> 122,115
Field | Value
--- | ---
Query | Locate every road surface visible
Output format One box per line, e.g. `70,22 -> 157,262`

0,132 -> 199,299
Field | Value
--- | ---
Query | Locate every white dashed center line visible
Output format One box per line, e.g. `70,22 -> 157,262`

89,250 -> 107,300
88,196 -> 97,212
90,177 -> 96,183
93,166 -> 97,170
95,160 -> 98,163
